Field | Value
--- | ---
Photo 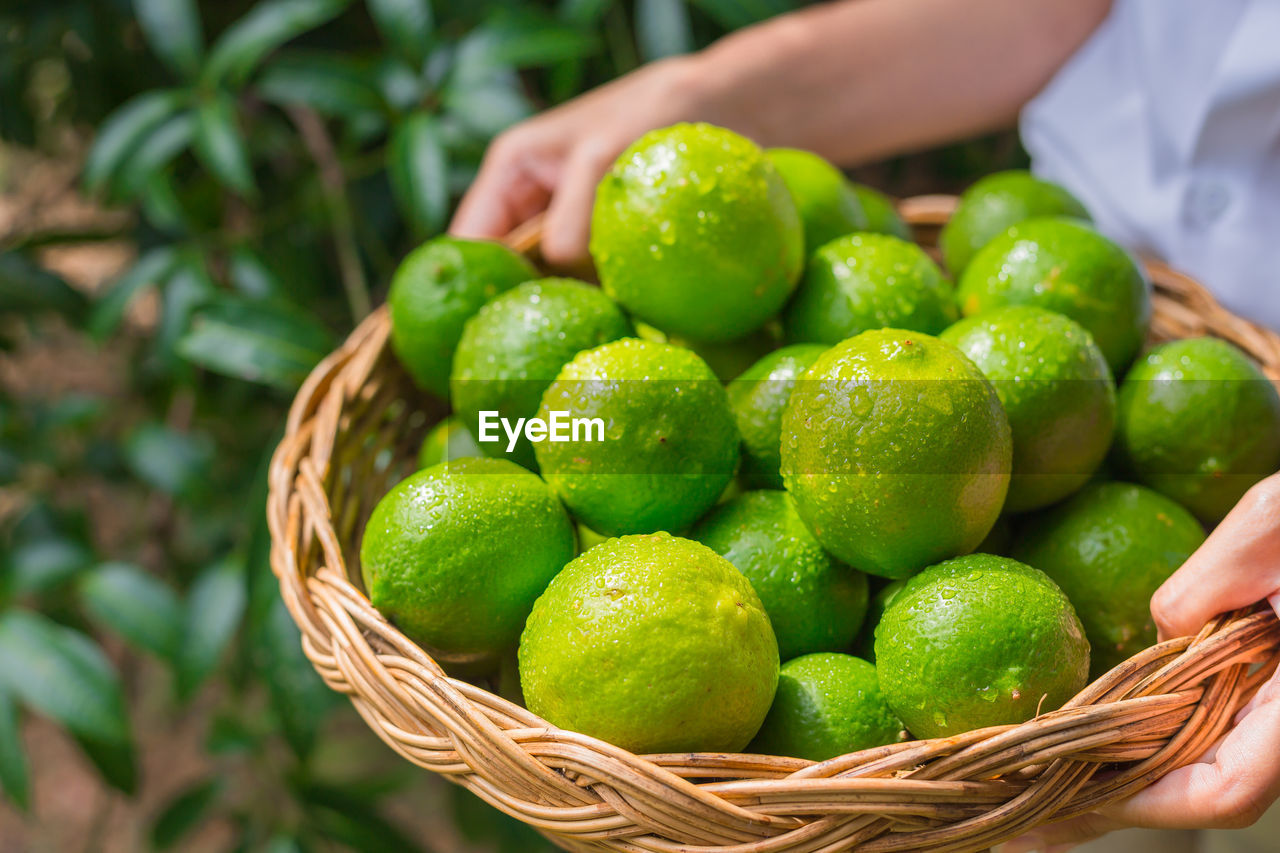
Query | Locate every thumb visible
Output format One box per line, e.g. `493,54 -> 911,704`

1151,475 -> 1280,640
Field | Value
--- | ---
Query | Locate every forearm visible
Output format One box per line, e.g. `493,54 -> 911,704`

685,0 -> 1112,164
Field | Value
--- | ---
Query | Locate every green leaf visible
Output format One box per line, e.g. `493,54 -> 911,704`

154,252 -> 217,363
471,15 -> 601,67
204,713 -> 258,756
75,733 -> 138,795
78,562 -> 183,660
151,778 -> 222,850
227,246 -> 284,300
89,246 -> 180,341
450,785 -> 559,853
367,0 -> 433,65
688,0 -> 795,30
134,0 -> 204,79
0,689 -> 30,811
444,83 -> 530,139
298,784 -> 425,853
388,111 -> 448,236
444,33 -> 533,137
8,537 -> 94,597
176,558 -> 247,699
257,596 -> 338,757
141,173 -> 190,234
115,111 -> 196,199
0,611 -> 130,744
636,0 -> 693,61
177,295 -> 331,388
124,423 -> 212,497
0,253 -> 87,319
256,52 -> 385,120
193,93 -> 255,196
559,0 -> 616,27
373,56 -> 426,113
83,90 -> 187,196
203,0 -> 353,88
262,836 -> 306,853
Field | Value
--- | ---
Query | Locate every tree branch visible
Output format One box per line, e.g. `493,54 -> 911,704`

283,105 -> 371,322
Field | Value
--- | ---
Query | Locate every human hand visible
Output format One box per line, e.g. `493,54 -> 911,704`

999,474 -> 1280,851
449,56 -> 716,266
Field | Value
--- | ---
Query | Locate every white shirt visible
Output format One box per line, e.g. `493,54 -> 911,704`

1020,0 -> 1280,332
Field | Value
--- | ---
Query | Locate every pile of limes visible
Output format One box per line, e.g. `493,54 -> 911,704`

362,123 -> 1280,759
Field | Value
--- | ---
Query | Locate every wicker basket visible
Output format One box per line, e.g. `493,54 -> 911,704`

267,195 -> 1280,852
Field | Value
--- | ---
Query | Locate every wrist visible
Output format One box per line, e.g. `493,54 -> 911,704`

643,54 -> 718,122
677,15 -> 817,147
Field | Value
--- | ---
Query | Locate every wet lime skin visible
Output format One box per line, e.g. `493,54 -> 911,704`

1114,336 -> 1280,523
875,554 -> 1090,739
691,490 -> 869,661
590,123 -> 804,342
781,329 -> 1011,579
728,343 -> 828,490
785,234 -> 957,345
359,457 -> 575,658
766,147 -> 869,252
749,653 -> 903,761
417,416 -> 484,469
956,217 -> 1151,374
939,170 -> 1089,275
387,236 -> 536,397
450,278 -> 633,469
852,183 -> 911,240
941,306 -> 1116,512
518,533 -> 779,754
853,578 -> 906,662
534,339 -> 739,536
1013,482 -> 1205,676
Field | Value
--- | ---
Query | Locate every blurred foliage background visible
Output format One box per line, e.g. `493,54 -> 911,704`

0,0 -> 1023,849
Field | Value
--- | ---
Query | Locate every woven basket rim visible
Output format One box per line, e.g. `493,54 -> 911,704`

267,194 -> 1280,853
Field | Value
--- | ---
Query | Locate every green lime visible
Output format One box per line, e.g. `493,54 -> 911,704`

669,323 -> 783,382
691,490 -> 869,661
575,523 -> 608,555
496,650 -> 524,707
766,147 -> 868,252
717,477 -> 744,506
956,217 -> 1151,374
941,306 -> 1116,512
388,236 -> 536,397
1012,482 -> 1205,676
1088,456 -> 1116,487
748,654 -> 904,761
360,457 -> 575,659
853,579 -> 906,661
519,532 -> 779,753
534,339 -> 739,536
450,278 -> 633,468
417,417 -> 484,469
875,554 -> 1089,738
975,514 -> 1013,555
851,184 -> 910,240
781,329 -> 1011,578
939,171 -> 1089,275
590,123 -> 803,342
785,234 -> 956,345
640,319 -> 784,384
728,344 -> 827,489
1114,337 -> 1280,523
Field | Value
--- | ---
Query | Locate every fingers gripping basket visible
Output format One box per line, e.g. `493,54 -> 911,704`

267,196 -> 1280,852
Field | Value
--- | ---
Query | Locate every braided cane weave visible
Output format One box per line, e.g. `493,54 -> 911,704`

267,195 -> 1280,852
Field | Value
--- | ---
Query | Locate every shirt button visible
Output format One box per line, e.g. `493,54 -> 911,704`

1182,180 -> 1232,229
